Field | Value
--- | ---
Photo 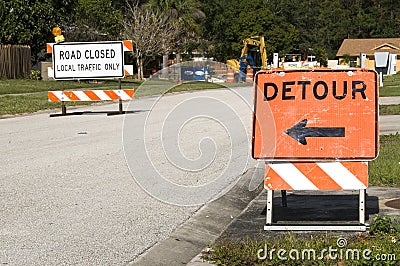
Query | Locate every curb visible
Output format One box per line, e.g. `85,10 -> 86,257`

131,167 -> 262,265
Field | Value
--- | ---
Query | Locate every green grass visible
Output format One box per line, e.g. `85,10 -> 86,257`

0,78 -> 141,95
0,78 -> 142,115
380,104 -> 400,115
1,75 -> 400,115
381,73 -> 400,97
0,93 -> 106,116
369,134 -> 400,186
203,216 -> 400,265
0,79 -> 232,115
170,81 -> 225,93
134,80 -> 229,97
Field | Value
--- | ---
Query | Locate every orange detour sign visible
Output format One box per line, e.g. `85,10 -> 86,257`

252,69 -> 378,161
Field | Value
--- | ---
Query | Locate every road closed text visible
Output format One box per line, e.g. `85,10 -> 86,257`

263,80 -> 367,101
59,49 -> 116,60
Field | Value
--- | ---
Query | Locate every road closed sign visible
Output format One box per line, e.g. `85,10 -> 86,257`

52,41 -> 124,80
252,69 -> 378,161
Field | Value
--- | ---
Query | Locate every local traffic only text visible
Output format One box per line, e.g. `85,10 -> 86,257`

56,63 -> 120,72
56,48 -> 120,72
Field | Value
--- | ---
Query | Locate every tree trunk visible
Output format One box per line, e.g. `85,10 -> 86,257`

162,53 -> 169,79
136,49 -> 142,80
139,55 -> 144,80
176,53 -> 181,82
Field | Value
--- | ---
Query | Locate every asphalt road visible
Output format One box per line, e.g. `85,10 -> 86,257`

1,85 -> 399,265
0,86 -> 255,265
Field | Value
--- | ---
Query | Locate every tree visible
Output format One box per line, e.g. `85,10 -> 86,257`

65,0 -> 123,42
0,0 -> 77,64
147,0 -> 205,52
314,47 -> 328,67
199,0 -> 299,63
147,0 -> 205,75
122,1 -> 179,79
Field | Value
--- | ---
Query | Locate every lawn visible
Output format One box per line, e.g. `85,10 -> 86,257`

0,78 -> 141,95
369,133 -> 400,186
380,72 -> 400,96
0,78 -> 228,115
203,215 -> 400,265
380,104 -> 400,115
1,71 -> 400,116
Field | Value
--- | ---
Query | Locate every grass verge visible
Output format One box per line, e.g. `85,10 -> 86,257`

0,78 -> 141,95
202,215 -> 400,265
369,133 -> 400,186
380,104 -> 400,115
0,79 -> 232,116
1,75 -> 400,115
0,93 -> 106,116
381,73 -> 400,97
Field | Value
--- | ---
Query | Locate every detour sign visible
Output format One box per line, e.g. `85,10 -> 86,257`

252,69 -> 378,161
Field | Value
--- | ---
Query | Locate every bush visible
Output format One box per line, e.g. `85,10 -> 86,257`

29,70 -> 41,80
370,215 -> 400,234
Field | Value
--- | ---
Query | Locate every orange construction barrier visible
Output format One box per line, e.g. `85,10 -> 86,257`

48,89 -> 134,117
246,68 -> 254,83
226,69 -> 234,83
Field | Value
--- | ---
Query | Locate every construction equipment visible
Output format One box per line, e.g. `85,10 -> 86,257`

227,36 -> 267,82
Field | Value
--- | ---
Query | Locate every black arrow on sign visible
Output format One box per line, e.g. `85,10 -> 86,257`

285,119 -> 345,145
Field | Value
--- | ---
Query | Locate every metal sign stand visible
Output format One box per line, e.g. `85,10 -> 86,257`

264,189 -> 367,231
47,40 -> 134,117
107,79 -> 128,116
50,79 -> 131,117
61,81 -> 66,115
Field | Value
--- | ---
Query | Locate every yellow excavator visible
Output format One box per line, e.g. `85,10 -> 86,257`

226,36 -> 267,81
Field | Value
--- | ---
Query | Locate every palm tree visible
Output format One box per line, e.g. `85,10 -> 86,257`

146,0 -> 205,77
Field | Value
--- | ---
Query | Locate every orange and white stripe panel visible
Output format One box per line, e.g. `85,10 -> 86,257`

46,43 -> 54,54
122,40 -> 133,52
264,161 -> 368,190
48,90 -> 134,102
124,65 -> 134,76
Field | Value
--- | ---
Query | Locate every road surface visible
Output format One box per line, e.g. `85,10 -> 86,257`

1,86 -> 399,265
0,85 -> 255,265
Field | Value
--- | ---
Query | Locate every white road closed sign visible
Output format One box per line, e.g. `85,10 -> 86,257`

52,41 -> 124,80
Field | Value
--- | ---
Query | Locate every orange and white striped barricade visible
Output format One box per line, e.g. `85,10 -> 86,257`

252,69 -> 378,231
48,89 -> 134,117
246,68 -> 254,83
264,161 -> 368,230
226,69 -> 234,83
263,161 -> 369,231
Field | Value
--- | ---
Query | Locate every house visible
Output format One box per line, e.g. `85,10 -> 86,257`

336,38 -> 400,72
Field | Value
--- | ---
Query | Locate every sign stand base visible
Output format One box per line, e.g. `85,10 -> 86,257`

50,80 -> 130,117
49,100 -> 128,117
264,189 -> 367,231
